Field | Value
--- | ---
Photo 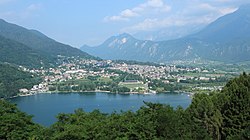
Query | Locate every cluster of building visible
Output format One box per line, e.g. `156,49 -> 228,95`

19,57 -> 224,94
109,63 -> 202,80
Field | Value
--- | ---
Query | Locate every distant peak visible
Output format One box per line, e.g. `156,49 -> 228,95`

0,19 -> 6,23
117,33 -> 133,38
81,44 -> 90,48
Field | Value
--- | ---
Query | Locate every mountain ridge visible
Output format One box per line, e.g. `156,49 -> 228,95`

0,19 -> 96,60
0,35 -> 52,68
81,5 -> 250,63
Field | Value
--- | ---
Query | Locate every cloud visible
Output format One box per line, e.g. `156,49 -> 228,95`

20,3 -> 42,18
120,0 -> 242,33
196,2 -> 237,15
104,0 -> 171,22
121,9 -> 138,18
104,9 -> 138,22
135,0 -> 171,13
219,7 -> 237,15
27,3 -> 42,11
122,16 -> 213,32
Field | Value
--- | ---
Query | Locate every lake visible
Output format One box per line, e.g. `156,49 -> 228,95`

9,92 -> 192,126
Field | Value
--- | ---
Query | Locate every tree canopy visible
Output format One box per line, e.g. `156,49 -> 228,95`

0,73 -> 249,139
0,63 -> 41,98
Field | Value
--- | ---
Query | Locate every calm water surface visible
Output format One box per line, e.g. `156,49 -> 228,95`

9,92 -> 191,126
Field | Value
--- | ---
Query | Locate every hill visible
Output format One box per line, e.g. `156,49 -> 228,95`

81,5 -> 250,63
0,35 -> 52,68
0,19 -> 96,60
0,63 -> 41,98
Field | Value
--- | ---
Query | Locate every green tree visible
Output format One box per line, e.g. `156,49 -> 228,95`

0,100 -> 44,139
187,93 -> 222,139
220,73 -> 250,139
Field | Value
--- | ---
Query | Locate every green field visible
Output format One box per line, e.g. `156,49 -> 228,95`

119,82 -> 148,90
97,77 -> 112,83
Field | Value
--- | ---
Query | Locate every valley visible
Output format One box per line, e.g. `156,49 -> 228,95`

0,2 -> 250,139
1,5 -> 250,98
14,56 -> 248,98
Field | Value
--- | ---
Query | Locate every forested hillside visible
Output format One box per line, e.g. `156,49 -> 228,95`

0,74 -> 249,139
0,35 -> 52,68
0,63 -> 41,98
0,19 -> 96,60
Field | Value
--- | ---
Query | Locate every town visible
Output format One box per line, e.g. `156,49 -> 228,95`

19,56 -> 240,96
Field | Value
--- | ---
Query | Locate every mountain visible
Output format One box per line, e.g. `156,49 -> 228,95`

0,35 -> 51,68
81,33 -> 157,62
0,19 -> 96,60
81,5 -> 250,63
191,4 -> 250,43
81,34 -> 207,62
133,24 -> 204,41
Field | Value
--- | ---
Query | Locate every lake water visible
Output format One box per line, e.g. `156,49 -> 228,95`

9,92 -> 192,126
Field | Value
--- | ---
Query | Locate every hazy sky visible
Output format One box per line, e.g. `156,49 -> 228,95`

0,0 -> 249,47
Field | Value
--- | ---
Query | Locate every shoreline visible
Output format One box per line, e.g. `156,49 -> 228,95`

7,90 -> 194,99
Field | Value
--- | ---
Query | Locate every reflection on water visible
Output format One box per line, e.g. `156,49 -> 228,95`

9,92 -> 191,126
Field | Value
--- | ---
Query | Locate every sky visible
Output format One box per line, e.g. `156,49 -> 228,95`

0,0 -> 249,48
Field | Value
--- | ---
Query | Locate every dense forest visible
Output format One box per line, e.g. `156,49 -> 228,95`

0,63 -> 41,98
0,73 -> 249,139
0,35 -> 53,68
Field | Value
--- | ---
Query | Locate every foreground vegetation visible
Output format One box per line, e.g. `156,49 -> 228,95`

0,73 -> 250,139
